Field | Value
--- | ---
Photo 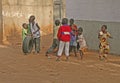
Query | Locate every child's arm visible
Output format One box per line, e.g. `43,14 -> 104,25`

33,23 -> 40,34
107,32 -> 113,39
57,26 -> 61,40
109,36 -> 113,39
98,31 -> 103,39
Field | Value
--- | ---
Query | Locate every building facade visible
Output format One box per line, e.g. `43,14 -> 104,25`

0,0 -> 66,45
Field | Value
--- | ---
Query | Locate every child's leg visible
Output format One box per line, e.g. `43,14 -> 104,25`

46,39 -> 56,55
103,54 -> 107,60
53,39 -> 59,53
65,42 -> 70,60
69,46 -> 72,53
103,49 -> 109,61
103,46 -> 109,61
99,48 -> 104,60
73,46 -> 77,57
35,37 -> 40,53
80,50 -> 83,59
57,41 -> 65,61
77,42 -> 80,51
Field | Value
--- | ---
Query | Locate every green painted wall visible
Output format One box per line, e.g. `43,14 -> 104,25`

75,20 -> 120,55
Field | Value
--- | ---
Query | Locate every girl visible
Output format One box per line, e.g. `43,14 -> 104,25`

98,25 -> 112,61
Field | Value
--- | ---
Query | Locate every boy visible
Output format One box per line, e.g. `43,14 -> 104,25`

77,27 -> 87,59
56,18 -> 71,61
22,23 -> 33,55
98,25 -> 112,61
69,19 -> 78,57
29,15 -> 40,54
22,23 -> 28,41
46,20 -> 60,58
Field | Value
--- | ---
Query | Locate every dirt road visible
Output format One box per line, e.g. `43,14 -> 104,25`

0,35 -> 120,83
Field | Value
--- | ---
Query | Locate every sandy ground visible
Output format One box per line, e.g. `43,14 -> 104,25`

0,35 -> 120,83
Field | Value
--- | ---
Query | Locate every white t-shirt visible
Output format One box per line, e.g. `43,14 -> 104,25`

30,23 -> 40,38
77,34 -> 87,48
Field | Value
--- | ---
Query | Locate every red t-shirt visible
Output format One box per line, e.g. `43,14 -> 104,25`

70,24 -> 78,35
57,25 -> 71,42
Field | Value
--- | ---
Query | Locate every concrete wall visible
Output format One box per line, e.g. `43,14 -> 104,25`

66,0 -> 120,22
75,20 -> 120,55
65,0 -> 120,55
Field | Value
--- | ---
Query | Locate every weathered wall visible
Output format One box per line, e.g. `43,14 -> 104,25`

75,20 -> 120,55
0,0 -> 3,44
2,0 -> 54,45
53,0 -> 66,20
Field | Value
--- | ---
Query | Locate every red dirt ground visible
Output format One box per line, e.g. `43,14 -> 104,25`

0,35 -> 120,83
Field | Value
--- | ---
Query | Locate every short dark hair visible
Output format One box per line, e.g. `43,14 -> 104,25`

22,23 -> 26,27
102,25 -> 107,29
70,18 -> 74,22
62,18 -> 68,25
78,27 -> 83,32
55,20 -> 60,26
29,15 -> 35,20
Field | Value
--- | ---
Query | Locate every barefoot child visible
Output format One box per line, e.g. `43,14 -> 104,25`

22,23 -> 28,41
46,19 -> 60,58
22,23 -> 31,55
29,15 -> 40,54
69,19 -> 78,57
56,18 -> 71,61
77,27 -> 87,59
98,25 -> 112,60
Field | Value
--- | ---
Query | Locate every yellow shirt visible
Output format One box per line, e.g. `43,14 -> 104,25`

53,25 -> 60,39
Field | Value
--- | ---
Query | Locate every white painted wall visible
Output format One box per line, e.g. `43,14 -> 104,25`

66,0 -> 120,22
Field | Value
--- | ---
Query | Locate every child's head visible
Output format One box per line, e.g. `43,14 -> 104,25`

70,18 -> 74,25
101,25 -> 107,32
55,19 -> 60,26
78,27 -> 83,35
22,23 -> 28,29
29,15 -> 35,23
62,18 -> 68,25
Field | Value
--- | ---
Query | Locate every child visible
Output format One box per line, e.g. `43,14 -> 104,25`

77,27 -> 87,59
22,23 -> 28,41
98,25 -> 112,61
56,18 -> 71,61
22,23 -> 32,55
69,29 -> 77,56
29,15 -> 40,54
46,19 -> 60,58
69,18 -> 78,57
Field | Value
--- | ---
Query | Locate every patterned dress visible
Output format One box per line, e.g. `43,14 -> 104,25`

99,31 -> 111,54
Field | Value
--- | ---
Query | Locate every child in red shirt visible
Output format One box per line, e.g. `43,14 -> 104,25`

57,18 -> 71,61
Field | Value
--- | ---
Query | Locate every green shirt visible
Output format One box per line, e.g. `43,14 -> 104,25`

22,28 -> 27,41
27,24 -> 31,34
